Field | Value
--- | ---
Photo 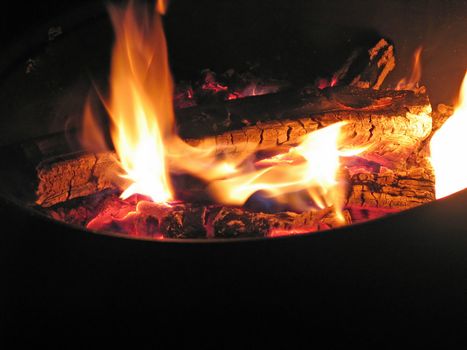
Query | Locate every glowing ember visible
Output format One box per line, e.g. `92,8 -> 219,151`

430,71 -> 467,199
317,75 -> 339,90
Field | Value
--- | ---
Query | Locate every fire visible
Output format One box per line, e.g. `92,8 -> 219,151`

208,122 -> 363,222
101,0 -> 241,203
396,47 -> 423,90
84,0 -> 364,224
156,0 -> 169,15
106,1 -> 175,202
430,71 -> 467,199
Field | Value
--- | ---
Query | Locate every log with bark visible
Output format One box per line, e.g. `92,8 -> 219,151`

178,86 -> 432,168
345,164 -> 435,209
41,159 -> 435,215
44,158 -> 434,239
31,85 -> 432,207
35,152 -> 120,207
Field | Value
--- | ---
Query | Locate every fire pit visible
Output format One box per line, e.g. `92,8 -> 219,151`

0,0 -> 464,241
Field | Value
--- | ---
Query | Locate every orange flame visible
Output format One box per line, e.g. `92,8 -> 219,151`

85,0 -> 363,222
156,0 -> 169,15
106,1 -> 176,202
430,71 -> 467,199
396,47 -> 423,91
102,1 -> 237,202
208,122 -> 363,222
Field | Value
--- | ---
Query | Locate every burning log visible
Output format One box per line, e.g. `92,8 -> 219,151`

319,38 -> 395,90
35,152 -> 120,207
210,206 -> 351,239
178,86 -> 432,168
177,86 -> 430,140
50,195 -> 351,239
349,39 -> 396,90
39,155 -> 435,218
33,86 -> 432,208
46,160 -> 435,239
346,165 -> 435,209
174,38 -> 395,106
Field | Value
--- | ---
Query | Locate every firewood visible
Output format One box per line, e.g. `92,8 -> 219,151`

404,103 -> 454,169
34,148 -> 435,211
53,196 -> 351,239
177,86 -> 430,139
349,39 -> 396,90
35,152 -> 120,207
324,38 -> 395,90
208,206 -> 351,239
346,165 -> 435,209
179,86 -> 432,168
32,86 -> 432,207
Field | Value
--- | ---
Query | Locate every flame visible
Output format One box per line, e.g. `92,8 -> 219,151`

105,1 -> 175,202
396,47 -> 423,90
99,0 -> 239,202
156,0 -> 169,15
85,0 -> 362,223
81,97 -> 108,153
208,122 -> 362,222
430,71 -> 467,199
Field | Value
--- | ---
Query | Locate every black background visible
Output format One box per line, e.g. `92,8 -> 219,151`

2,0 -> 467,103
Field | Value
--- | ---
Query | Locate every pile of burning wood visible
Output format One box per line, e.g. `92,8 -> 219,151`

23,1 -> 463,239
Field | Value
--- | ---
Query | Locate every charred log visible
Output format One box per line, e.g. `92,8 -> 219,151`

31,86 -> 432,207
349,39 -> 396,90
51,196 -> 351,239
179,86 -> 432,169
323,38 -> 396,90
346,165 -> 435,209
176,86 -> 430,139
209,206 -> 351,238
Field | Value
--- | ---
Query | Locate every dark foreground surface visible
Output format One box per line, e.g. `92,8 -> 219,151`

1,0 -> 467,342
1,189 -> 467,340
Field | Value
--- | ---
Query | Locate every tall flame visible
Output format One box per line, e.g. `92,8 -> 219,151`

88,0 -> 363,222
430,71 -> 467,199
107,1 -> 174,202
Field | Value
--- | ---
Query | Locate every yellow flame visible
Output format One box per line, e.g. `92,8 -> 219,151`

396,47 -> 423,91
106,1 -> 175,202
208,122 -> 359,221
86,0 -> 363,222
102,1 -> 237,202
430,71 -> 467,199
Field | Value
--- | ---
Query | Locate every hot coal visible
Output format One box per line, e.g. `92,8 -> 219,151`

173,67 -> 289,109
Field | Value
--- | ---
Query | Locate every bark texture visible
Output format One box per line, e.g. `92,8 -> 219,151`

34,87 -> 433,208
